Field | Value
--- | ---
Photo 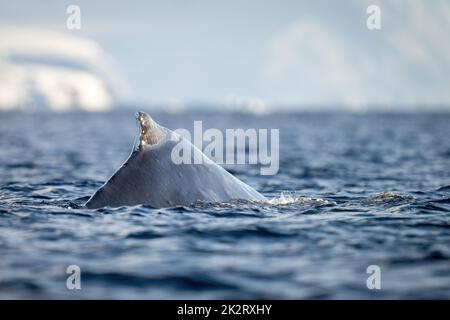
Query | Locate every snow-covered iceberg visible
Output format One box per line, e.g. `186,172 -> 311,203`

0,27 -> 129,111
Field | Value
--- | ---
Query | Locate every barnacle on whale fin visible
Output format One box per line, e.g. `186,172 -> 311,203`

135,111 -> 165,149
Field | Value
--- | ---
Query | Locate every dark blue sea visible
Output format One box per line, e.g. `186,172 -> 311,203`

1,110 -> 449,299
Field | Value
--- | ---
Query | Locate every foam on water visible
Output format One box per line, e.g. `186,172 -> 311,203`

268,192 -> 336,206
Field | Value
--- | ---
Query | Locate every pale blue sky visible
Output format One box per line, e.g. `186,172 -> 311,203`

1,0 -> 450,110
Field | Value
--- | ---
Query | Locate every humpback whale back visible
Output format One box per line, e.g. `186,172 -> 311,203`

85,112 -> 266,208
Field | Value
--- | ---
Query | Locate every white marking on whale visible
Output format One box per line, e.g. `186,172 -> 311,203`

85,112 -> 267,208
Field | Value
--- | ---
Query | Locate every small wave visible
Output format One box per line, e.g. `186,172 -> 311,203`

437,185 -> 450,192
125,230 -> 164,239
362,192 -> 414,205
80,271 -> 237,291
429,198 -> 450,204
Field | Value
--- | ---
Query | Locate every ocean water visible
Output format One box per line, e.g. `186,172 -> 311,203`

0,110 -> 449,299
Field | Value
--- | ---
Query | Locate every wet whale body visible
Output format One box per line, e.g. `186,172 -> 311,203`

85,112 -> 266,208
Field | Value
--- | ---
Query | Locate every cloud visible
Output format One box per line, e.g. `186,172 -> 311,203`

262,0 -> 450,109
0,27 -> 130,111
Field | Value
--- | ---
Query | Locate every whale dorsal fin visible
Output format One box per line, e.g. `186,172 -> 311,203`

135,111 -> 165,150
